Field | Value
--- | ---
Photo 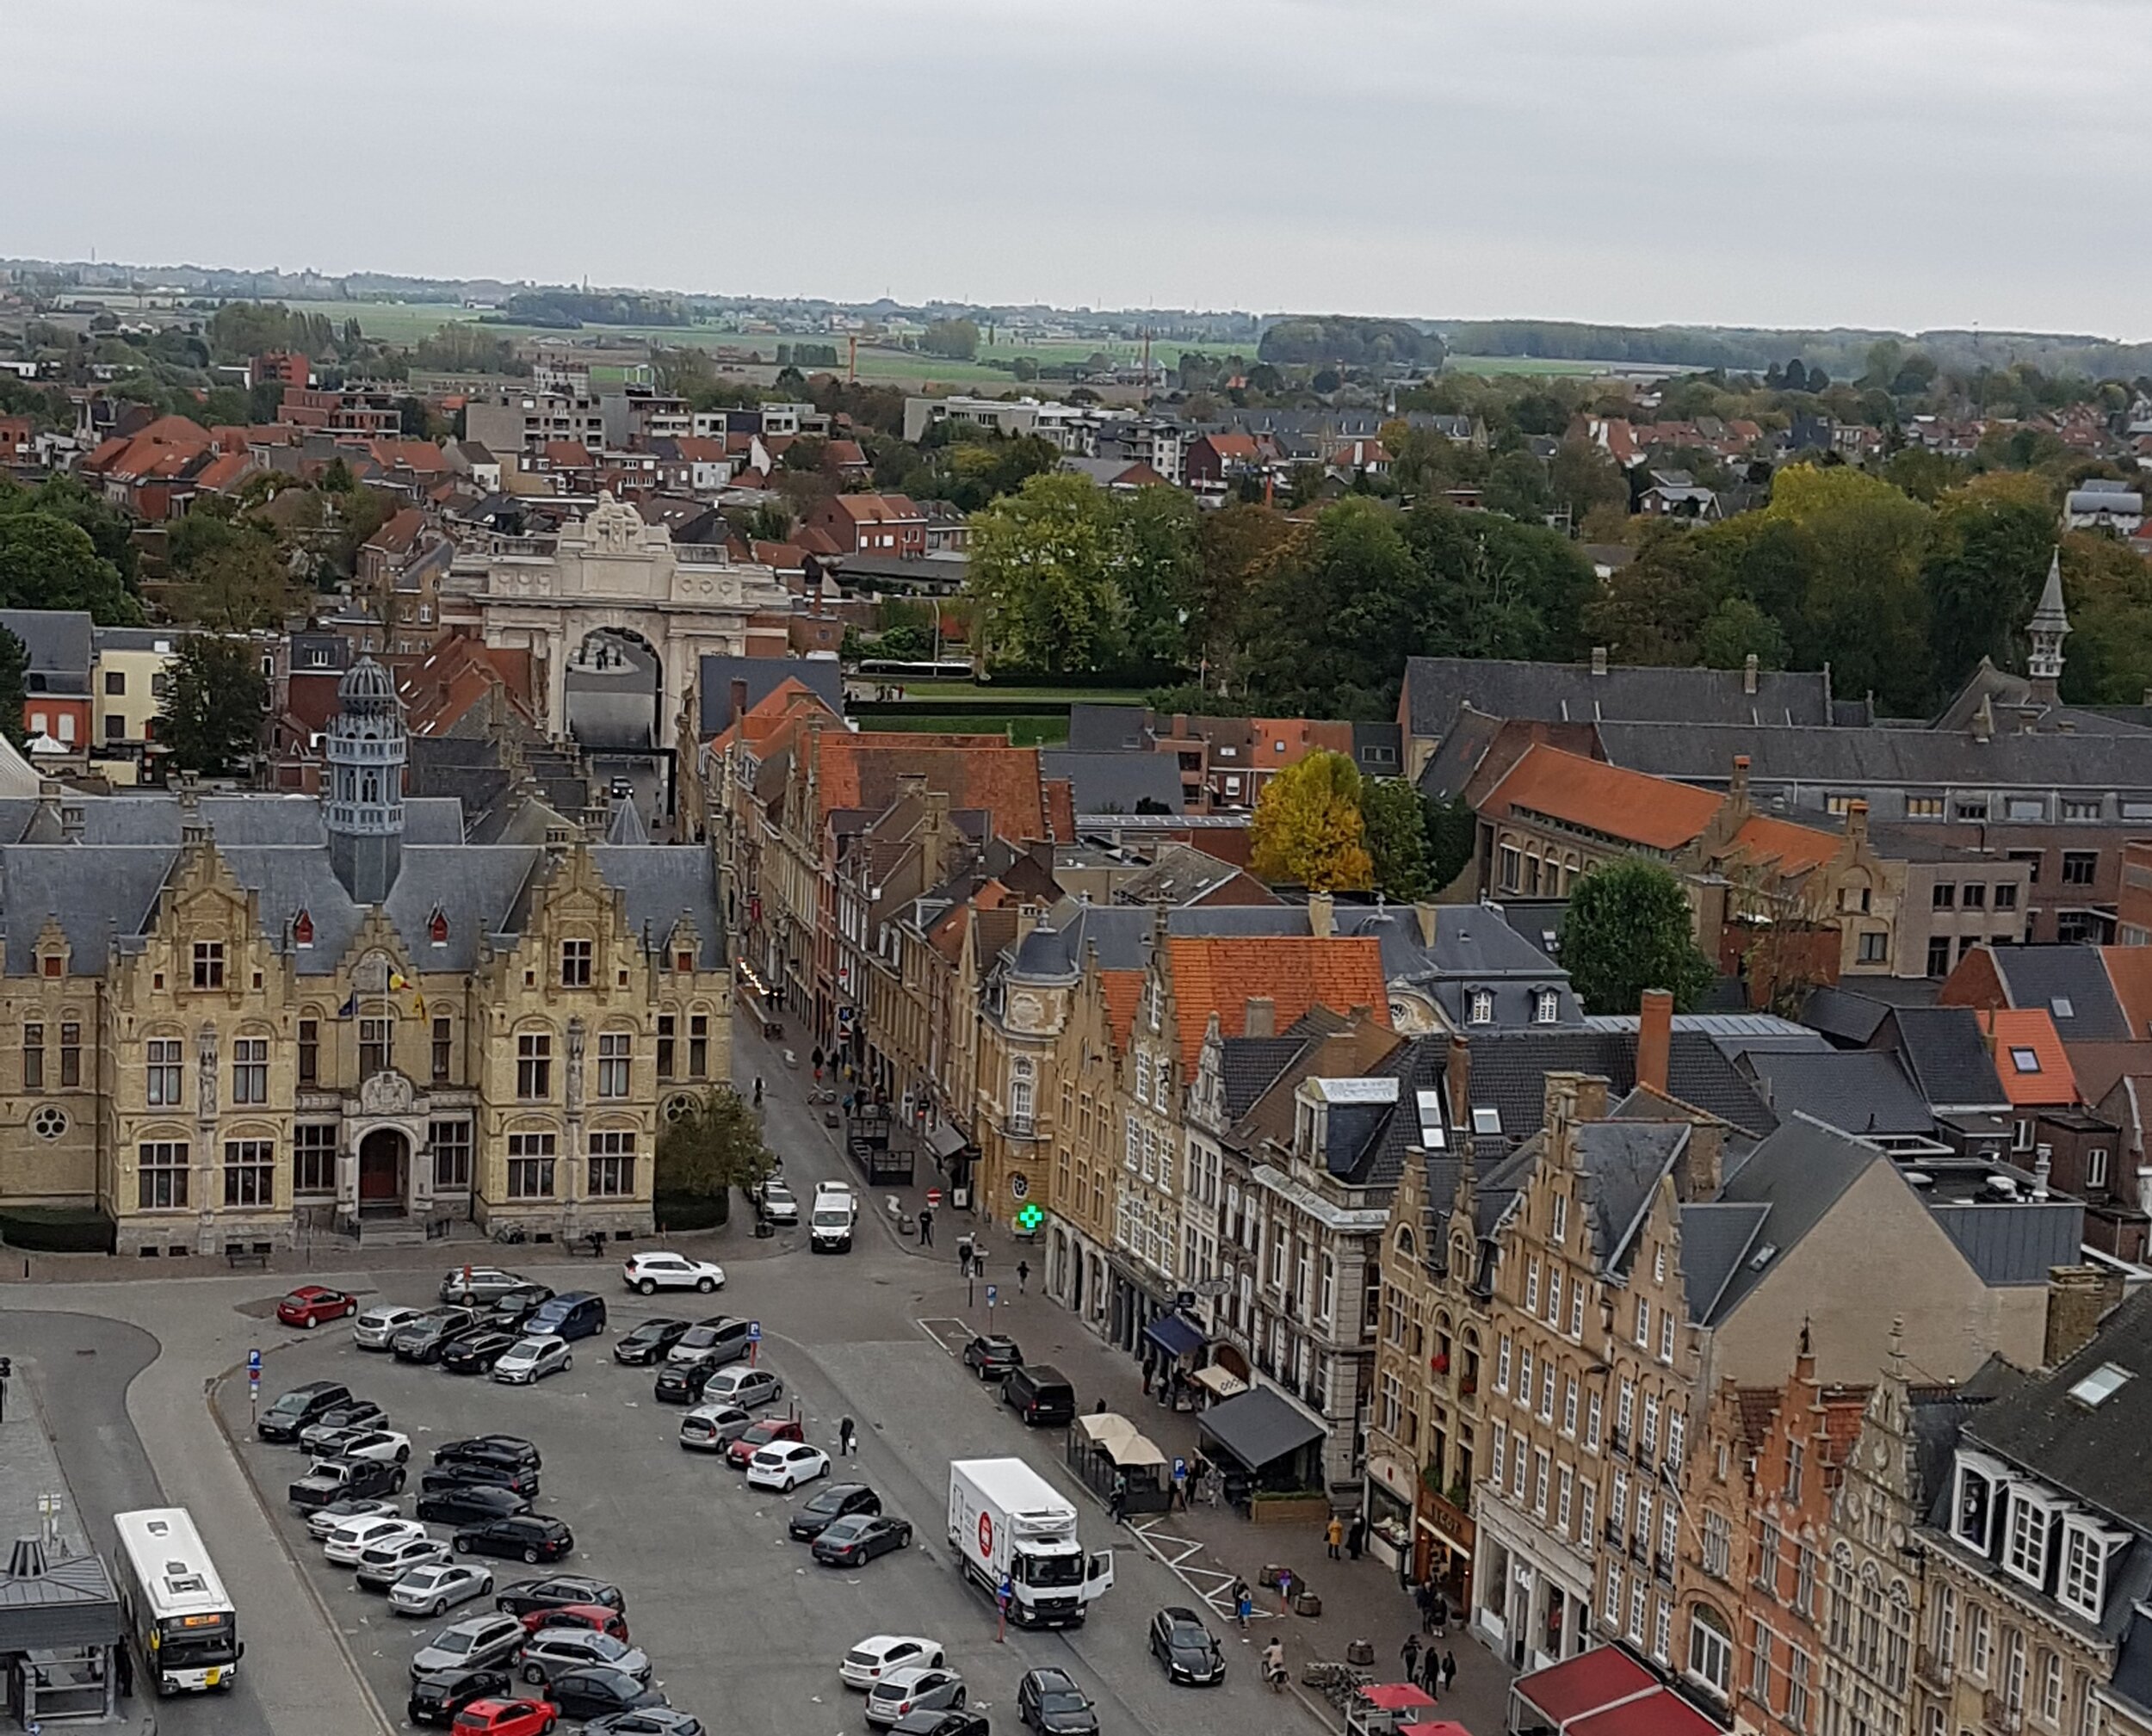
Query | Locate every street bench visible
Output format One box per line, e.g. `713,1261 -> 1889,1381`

224,1244 -> 271,1270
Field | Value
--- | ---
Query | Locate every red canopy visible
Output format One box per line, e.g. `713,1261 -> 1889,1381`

1358,1684 -> 1440,1712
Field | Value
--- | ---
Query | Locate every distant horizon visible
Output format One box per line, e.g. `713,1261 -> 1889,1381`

5,254 -> 2140,352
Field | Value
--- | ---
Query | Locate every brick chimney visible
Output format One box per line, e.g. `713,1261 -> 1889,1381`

1675,1119 -> 1723,1201
1730,753 -> 1750,806
1243,996 -> 1276,1039
2044,1264 -> 2124,1367
1846,798 -> 1869,848
1308,889 -> 1334,939
1636,988 -> 1673,1097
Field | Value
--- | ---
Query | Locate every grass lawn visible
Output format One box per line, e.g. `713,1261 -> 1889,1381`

893,683 -> 1147,703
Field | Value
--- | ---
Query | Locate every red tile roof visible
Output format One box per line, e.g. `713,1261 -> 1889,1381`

1977,1008 -> 2080,1107
814,732 -> 1048,844
2103,948 -> 2152,1041
829,492 -> 924,523
1100,968 -> 1144,1047
1485,743 -> 1719,849
1160,936 -> 1389,1067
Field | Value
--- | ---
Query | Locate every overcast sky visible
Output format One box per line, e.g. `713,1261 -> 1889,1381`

12,0 -> 2147,337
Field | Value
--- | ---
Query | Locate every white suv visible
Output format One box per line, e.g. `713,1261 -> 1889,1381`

621,1251 -> 727,1294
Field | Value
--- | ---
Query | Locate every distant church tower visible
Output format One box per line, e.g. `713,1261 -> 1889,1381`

325,655 -> 406,905
2026,547 -> 2071,705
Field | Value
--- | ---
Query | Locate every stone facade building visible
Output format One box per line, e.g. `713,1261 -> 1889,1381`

0,658 -> 730,1253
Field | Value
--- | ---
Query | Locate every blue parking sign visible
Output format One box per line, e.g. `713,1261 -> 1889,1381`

985,1285 -> 998,1307
1173,1456 -> 1187,1480
246,1347 -> 261,1372
747,1321 -> 761,1342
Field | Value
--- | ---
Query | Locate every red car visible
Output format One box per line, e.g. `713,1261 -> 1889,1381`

518,1603 -> 629,1643
276,1286 -> 360,1329
450,1698 -> 557,1736
726,1416 -> 804,1468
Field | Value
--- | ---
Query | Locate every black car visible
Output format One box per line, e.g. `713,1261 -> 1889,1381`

487,1284 -> 556,1331
962,1334 -> 1023,1380
1148,1606 -> 1224,1685
435,1435 -> 542,1473
453,1514 -> 574,1564
406,1666 -> 513,1728
584,1713 -> 702,1736
787,1482 -> 881,1541
392,1308 -> 481,1364
811,1513 -> 913,1567
440,1330 -> 519,1375
288,1455 -> 405,1511
889,1714 -> 989,1736
547,1665 -> 666,1721
652,1356 -> 724,1405
257,1379 -> 352,1443
424,1460 -> 541,1498
1017,1666 -> 1100,1734
417,1483 -> 531,1527
496,1575 -> 626,1618
612,1319 -> 691,1366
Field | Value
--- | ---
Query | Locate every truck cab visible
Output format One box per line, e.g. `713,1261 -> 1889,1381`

947,1457 -> 1111,1629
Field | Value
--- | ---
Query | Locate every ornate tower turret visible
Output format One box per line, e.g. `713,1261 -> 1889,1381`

325,655 -> 406,905
2026,547 -> 2070,705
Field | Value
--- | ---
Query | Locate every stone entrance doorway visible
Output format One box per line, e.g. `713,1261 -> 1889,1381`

357,1127 -> 408,1213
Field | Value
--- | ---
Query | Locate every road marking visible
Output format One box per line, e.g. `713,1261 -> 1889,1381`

915,1318 -> 968,1354
1123,1514 -> 1271,1622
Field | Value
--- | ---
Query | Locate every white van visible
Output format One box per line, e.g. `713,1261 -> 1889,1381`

810,1182 -> 856,1254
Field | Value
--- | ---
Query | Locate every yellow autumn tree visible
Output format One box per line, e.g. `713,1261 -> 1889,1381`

1248,750 -> 1373,891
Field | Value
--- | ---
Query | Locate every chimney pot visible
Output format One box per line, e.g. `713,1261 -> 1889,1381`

1243,995 -> 1276,1039
1591,646 -> 1609,676
1308,889 -> 1335,939
1743,652 -> 1759,695
1636,988 -> 1674,1096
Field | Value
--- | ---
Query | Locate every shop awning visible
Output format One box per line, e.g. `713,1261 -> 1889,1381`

927,1121 -> 968,1159
1076,1412 -> 1138,1452
1511,1646 -> 1720,1736
1104,1432 -> 1168,1469
1198,1383 -> 1327,1471
1190,1364 -> 1248,1399
1142,1312 -> 1204,1359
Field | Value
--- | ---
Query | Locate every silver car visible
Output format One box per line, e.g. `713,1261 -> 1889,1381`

410,1611 -> 526,1679
324,1515 -> 424,1566
353,1305 -> 424,1350
357,1533 -> 450,1592
388,1561 -> 494,1618
492,1335 -> 572,1386
517,1627 -> 652,1687
439,1267 -> 527,1306
677,1402 -> 752,1453
865,1665 -> 966,1728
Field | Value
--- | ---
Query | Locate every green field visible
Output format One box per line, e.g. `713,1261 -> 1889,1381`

861,711 -> 1069,747
1444,353 -> 1684,377
894,683 -> 1146,703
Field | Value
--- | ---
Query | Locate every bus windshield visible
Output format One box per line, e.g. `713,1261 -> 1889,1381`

158,1616 -> 237,1667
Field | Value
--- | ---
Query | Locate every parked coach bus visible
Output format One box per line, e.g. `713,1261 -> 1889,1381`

112,1507 -> 241,1696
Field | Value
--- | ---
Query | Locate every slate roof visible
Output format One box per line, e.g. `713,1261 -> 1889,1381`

1989,945 -> 2132,1041
1926,1196 -> 2086,1287
1799,984 -> 1894,1047
0,609 -> 94,689
1331,901 -> 1583,1028
1677,1201 -> 1773,1321
1701,1114 -> 1887,1321
695,655 -> 845,738
1742,1050 -> 1934,1139
0,794 -> 465,848
1573,1120 -> 1690,1275
1220,1036 -> 1310,1120
1462,1029 -> 1778,1144
1597,720 -> 2152,795
1880,1007 -> 2012,1111
1040,750 -> 1184,816
1963,1284 -> 2152,1534
1401,655 -> 1835,740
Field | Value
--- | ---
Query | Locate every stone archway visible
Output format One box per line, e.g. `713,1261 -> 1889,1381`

357,1127 -> 410,1214
566,627 -> 663,751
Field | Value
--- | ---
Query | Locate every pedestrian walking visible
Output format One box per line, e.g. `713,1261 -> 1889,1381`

956,1234 -> 974,1275
1326,1515 -> 1344,1560
1016,1259 -> 1029,1294
752,1076 -> 764,1106
1442,1650 -> 1457,1694
838,1416 -> 857,1456
1235,1581 -> 1253,1631
1346,1515 -> 1365,1560
1420,1648 -> 1442,1699
115,1640 -> 133,1699
1432,1590 -> 1448,1640
1277,1567 -> 1295,1612
1418,1579 -> 1438,1635
1401,1633 -> 1421,1683
1094,1398 -> 1107,1414
918,1205 -> 934,1246
1109,1473 -> 1127,1524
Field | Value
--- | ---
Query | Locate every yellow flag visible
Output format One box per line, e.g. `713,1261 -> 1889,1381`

388,971 -> 410,991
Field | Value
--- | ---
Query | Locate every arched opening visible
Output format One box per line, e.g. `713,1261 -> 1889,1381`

357,1127 -> 409,1213
566,627 -> 661,752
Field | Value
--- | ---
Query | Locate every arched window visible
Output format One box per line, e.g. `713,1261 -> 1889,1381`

1395,1224 -> 1418,1258
1010,1056 -> 1035,1131
1687,1603 -> 1733,1696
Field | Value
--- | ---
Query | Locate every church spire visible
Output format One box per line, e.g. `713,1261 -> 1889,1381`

2027,547 -> 2070,703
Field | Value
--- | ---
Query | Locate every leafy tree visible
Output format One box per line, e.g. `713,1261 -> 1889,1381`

1421,792 -> 1477,893
1190,504 -> 1300,693
0,625 -> 25,750
780,435 -> 828,474
1360,777 -> 1432,899
1011,356 -> 1039,381
1696,596 -> 1788,670
182,538 -> 294,631
0,511 -> 141,621
921,318 -> 980,361
1549,436 -> 1629,522
1481,449 -> 1554,522
2056,533 -> 2152,704
654,1086 -> 773,1211
8,474 -> 139,584
1920,475 -> 2056,691
155,636 -> 267,774
1109,486 -> 1200,666
1558,859 -> 1716,1015
1248,751 -> 1372,890
1257,317 -> 1441,370
968,473 -> 1123,673
1763,464 -> 1932,713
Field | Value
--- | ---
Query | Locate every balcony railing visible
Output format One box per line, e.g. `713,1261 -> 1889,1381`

1914,1648 -> 1951,1693
1982,1690 -> 2025,1736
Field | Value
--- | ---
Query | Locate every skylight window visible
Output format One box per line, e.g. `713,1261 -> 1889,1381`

1472,1105 -> 1503,1136
2069,1363 -> 2132,1408
2052,996 -> 2075,1018
2009,1047 -> 2042,1073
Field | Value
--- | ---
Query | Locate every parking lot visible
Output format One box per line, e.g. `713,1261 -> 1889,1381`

221,1255 -> 1280,1735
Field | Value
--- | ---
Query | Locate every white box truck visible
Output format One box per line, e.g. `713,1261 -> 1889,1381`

947,1458 -> 1112,1628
